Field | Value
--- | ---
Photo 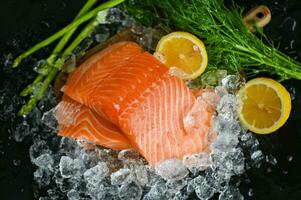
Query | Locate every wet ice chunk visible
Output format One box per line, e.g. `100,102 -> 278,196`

265,154 -> 278,166
219,186 -> 244,200
216,94 -> 239,122
155,159 -> 189,181
34,168 -> 52,187
221,74 -> 245,93
145,180 -> 167,199
133,165 -> 149,186
118,181 -> 142,200
59,156 -> 78,178
195,179 -> 216,200
183,153 -> 211,172
67,189 -> 80,200
166,179 -> 187,196
55,101 -> 81,127
41,109 -> 58,130
94,33 -> 110,43
251,150 -> 264,168
187,176 -> 205,194
29,141 -> 52,163
111,168 -> 131,185
33,153 -> 54,170
212,148 -> 245,179
84,162 -> 109,186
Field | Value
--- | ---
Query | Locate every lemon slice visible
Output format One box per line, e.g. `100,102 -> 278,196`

154,31 -> 208,80
237,77 -> 291,134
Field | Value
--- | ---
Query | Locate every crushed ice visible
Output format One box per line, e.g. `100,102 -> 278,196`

16,72 -> 264,199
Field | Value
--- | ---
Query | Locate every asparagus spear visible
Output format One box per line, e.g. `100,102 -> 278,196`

12,0 -> 124,68
20,0 -> 98,97
18,18 -> 100,116
16,0 -> 124,116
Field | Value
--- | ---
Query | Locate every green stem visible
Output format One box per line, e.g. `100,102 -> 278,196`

18,18 -> 100,116
13,0 -> 124,68
20,0 -> 98,97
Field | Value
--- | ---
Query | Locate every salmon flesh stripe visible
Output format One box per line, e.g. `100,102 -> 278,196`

57,96 -> 132,150
64,42 -> 143,111
59,41 -> 216,164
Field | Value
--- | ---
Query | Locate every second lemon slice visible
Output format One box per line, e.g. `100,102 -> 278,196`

237,77 -> 291,134
155,32 -> 208,80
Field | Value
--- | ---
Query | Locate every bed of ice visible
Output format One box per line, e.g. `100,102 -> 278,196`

10,72 -> 264,200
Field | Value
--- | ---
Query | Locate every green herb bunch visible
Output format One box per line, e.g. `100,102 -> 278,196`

124,0 -> 301,80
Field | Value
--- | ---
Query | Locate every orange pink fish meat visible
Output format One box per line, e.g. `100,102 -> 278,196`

57,41 -> 217,165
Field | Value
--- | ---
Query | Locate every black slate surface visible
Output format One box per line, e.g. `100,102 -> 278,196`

0,0 -> 300,200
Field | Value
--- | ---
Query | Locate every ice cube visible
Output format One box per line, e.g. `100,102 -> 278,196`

13,159 -> 21,166
59,156 -> 75,178
94,33 -> 110,43
13,119 -> 36,142
218,186 -> 244,200
107,8 -> 125,23
133,165 -> 149,186
216,94 -> 238,122
34,168 -> 52,188
54,101 -> 81,127
47,189 -> 61,200
56,176 -> 78,193
67,189 -> 80,200
221,74 -> 245,93
287,155 -> 293,162
111,168 -> 131,185
118,181 -> 142,200
265,154 -> 278,166
41,109 -> 58,131
195,180 -> 216,200
187,176 -> 205,194
84,162 -> 109,186
247,188 -> 254,197
183,153 -> 211,173
166,179 -> 187,195
33,60 -> 49,75
29,141 -> 52,163
211,132 -> 239,153
211,148 -> 245,179
33,153 -> 54,170
155,159 -> 189,181
250,150 -> 264,168
145,180 -> 167,200
239,132 -> 259,150
3,53 -> 13,68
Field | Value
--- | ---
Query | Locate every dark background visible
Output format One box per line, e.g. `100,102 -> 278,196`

0,0 -> 301,200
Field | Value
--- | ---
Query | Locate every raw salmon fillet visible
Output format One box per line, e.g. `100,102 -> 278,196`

59,41 -> 216,164
57,95 -> 132,150
119,73 -> 216,164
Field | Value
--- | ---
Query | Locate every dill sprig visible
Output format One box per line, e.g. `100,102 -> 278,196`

124,0 -> 301,81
